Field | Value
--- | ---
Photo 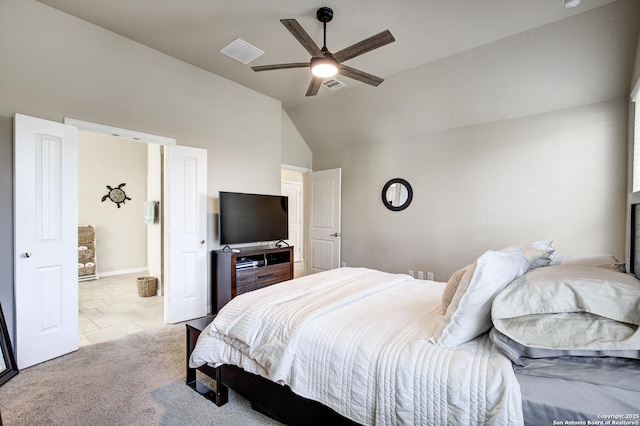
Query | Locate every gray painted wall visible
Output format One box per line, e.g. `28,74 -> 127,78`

0,117 -> 14,348
314,100 -> 629,281
632,30 -> 640,93
0,1 -> 311,344
303,1 -> 639,281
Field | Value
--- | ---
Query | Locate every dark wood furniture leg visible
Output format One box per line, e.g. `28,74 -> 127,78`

185,316 -> 228,406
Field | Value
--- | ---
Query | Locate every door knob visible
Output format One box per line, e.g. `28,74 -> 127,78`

329,233 -> 341,237
22,252 -> 32,258
200,240 -> 206,245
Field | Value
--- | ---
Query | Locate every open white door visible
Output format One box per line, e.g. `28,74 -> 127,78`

305,168 -> 341,274
164,144 -> 208,323
14,114 -> 79,369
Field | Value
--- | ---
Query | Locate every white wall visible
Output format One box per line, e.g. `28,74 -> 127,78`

0,0 -> 287,247
281,169 -> 304,183
281,110 -> 312,169
78,132 -> 148,275
314,100 -> 629,281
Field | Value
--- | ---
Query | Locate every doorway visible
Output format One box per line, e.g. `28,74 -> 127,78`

281,167 -> 308,277
77,131 -> 164,346
15,114 -> 208,367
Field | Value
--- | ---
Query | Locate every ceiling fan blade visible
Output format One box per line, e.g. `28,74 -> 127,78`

306,77 -> 323,96
339,65 -> 384,87
252,62 -> 310,72
280,19 -> 324,57
333,30 -> 395,63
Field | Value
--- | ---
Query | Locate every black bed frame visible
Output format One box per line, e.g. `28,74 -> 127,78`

629,193 -> 640,279
191,196 -> 640,425
205,363 -> 358,425
187,318 -> 358,425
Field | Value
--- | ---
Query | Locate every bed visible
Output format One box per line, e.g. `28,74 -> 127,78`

189,202 -> 640,425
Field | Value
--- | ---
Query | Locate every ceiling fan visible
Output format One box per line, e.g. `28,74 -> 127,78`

252,7 -> 395,96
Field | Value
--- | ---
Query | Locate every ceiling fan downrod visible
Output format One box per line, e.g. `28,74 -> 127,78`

316,7 -> 333,53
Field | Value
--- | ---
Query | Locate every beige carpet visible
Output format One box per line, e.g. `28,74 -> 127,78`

0,325 -> 281,425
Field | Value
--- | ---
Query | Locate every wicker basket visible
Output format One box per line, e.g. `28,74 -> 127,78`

78,265 -> 96,276
136,276 -> 157,297
78,245 -> 95,262
78,225 -> 95,244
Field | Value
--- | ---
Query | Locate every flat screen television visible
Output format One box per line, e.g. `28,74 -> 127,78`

219,191 -> 288,246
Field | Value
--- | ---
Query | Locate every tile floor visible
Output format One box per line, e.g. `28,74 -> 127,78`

79,261 -> 307,346
78,272 -> 167,346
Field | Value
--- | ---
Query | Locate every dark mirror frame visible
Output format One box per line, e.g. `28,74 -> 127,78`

0,302 -> 18,386
381,178 -> 413,211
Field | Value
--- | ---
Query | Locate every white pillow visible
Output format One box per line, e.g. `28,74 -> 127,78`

432,249 -> 528,347
492,265 -> 640,352
530,240 -> 554,250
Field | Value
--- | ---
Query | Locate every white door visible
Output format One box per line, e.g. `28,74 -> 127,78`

281,181 -> 302,261
14,114 -> 79,369
164,144 -> 208,323
305,168 -> 341,274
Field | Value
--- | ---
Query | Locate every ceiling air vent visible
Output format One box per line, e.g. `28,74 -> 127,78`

220,38 -> 264,64
322,78 -> 346,91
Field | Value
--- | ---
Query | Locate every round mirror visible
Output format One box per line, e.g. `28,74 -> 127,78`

382,178 -> 413,211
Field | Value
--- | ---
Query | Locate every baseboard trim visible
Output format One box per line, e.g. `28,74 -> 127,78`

98,267 -> 148,278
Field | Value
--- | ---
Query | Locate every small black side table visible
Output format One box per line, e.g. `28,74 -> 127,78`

185,315 -> 228,405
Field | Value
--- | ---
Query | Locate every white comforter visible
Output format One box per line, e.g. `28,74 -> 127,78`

190,267 -> 523,425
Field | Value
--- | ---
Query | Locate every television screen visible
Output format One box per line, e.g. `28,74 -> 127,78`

219,191 -> 288,245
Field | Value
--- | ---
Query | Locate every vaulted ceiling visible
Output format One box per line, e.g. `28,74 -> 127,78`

36,0 -> 639,151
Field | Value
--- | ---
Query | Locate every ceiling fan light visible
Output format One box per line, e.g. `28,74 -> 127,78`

562,0 -> 581,7
311,57 -> 338,78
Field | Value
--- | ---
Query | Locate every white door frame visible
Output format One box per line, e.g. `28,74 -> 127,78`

281,180 -> 303,262
282,164 -> 311,264
64,119 -> 176,146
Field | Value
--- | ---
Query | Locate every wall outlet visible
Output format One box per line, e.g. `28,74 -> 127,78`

417,271 -> 424,280
408,270 -> 414,278
341,262 -> 347,267
427,272 -> 434,281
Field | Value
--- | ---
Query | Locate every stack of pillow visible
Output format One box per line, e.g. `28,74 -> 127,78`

432,241 -> 640,366
491,255 -> 640,364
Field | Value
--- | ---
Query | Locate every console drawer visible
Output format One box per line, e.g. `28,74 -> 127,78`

236,263 -> 291,295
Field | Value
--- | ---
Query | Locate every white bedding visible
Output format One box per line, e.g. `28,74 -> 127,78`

190,267 -> 523,425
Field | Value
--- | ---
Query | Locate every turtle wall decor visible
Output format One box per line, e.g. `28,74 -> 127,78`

101,183 -> 131,208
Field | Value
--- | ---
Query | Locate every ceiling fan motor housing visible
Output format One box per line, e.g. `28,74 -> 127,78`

316,7 -> 333,23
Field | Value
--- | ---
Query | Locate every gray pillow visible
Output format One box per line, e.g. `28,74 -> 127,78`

489,328 -> 640,366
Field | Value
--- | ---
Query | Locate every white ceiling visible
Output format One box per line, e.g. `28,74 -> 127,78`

36,0 -> 616,109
